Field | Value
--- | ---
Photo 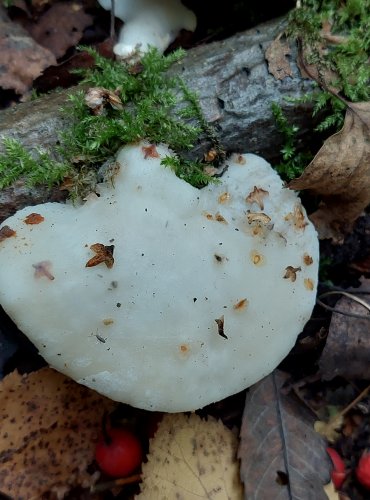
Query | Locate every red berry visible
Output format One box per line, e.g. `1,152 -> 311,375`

326,447 -> 346,489
356,452 -> 370,489
95,427 -> 143,478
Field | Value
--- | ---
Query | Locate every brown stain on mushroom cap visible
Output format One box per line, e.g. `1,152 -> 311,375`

303,253 -> 313,266
304,278 -> 315,291
233,298 -> 248,311
250,250 -> 265,266
178,344 -> 191,358
218,192 -> 230,204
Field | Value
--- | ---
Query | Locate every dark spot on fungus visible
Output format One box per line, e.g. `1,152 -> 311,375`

215,316 -> 227,339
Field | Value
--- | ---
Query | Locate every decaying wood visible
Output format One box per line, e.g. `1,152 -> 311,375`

0,16 -> 317,222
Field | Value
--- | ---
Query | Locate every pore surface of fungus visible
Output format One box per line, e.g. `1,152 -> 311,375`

0,143 -> 318,412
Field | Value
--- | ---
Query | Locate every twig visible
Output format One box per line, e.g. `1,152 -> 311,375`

317,290 -> 370,320
90,473 -> 142,493
110,0 -> 115,40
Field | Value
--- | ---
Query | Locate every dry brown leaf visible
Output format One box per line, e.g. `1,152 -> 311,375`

265,37 -> 293,80
297,44 -> 338,91
239,371 -> 331,499
289,102 -> 370,242
0,5 -> 56,95
137,413 -> 243,499
319,279 -> 370,380
0,367 -> 116,499
26,1 -> 93,59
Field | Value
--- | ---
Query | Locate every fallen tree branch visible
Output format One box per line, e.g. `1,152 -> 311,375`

0,16 -> 317,222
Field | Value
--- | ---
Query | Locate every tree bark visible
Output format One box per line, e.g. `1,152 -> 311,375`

0,16 -> 316,222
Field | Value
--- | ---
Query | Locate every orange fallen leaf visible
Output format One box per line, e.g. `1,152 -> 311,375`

0,368 -> 116,499
289,102 -> 370,242
24,213 -> 45,225
85,243 -> 115,269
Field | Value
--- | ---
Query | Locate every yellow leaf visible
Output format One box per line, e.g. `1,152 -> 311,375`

314,414 -> 343,443
324,481 -> 340,500
137,413 -> 243,499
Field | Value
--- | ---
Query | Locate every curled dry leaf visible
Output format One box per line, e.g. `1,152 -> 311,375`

289,102 -> 370,242
246,186 -> 269,210
24,213 -> 45,225
137,412 -> 243,499
85,243 -> 115,269
141,144 -> 160,159
265,37 -> 293,80
0,368 -> 116,499
283,265 -> 301,282
85,87 -> 123,115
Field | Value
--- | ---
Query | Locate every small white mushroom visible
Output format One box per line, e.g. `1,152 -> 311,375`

97,0 -> 197,57
0,142 -> 319,412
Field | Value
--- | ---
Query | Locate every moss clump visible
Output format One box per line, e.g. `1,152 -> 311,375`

272,0 -> 370,181
271,102 -> 312,181
0,138 -> 69,190
0,48 -> 221,195
287,0 -> 370,103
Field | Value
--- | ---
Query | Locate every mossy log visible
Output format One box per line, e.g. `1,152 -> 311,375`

0,16 -> 316,222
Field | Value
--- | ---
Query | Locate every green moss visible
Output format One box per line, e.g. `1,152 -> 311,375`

271,103 -> 312,181
273,0 -> 370,180
0,138 -> 69,190
287,0 -> 370,104
0,48 -> 220,195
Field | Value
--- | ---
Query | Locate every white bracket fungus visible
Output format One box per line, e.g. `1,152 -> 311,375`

97,0 -> 197,57
0,142 -> 318,412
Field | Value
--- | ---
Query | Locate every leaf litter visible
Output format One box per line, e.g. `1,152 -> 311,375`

319,279 -> 370,381
0,5 -> 56,96
238,370 -> 331,499
289,101 -> 370,242
137,412 -> 243,499
0,367 -> 116,499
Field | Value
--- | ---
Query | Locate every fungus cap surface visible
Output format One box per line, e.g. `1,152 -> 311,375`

0,143 -> 318,412
97,0 -> 196,56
